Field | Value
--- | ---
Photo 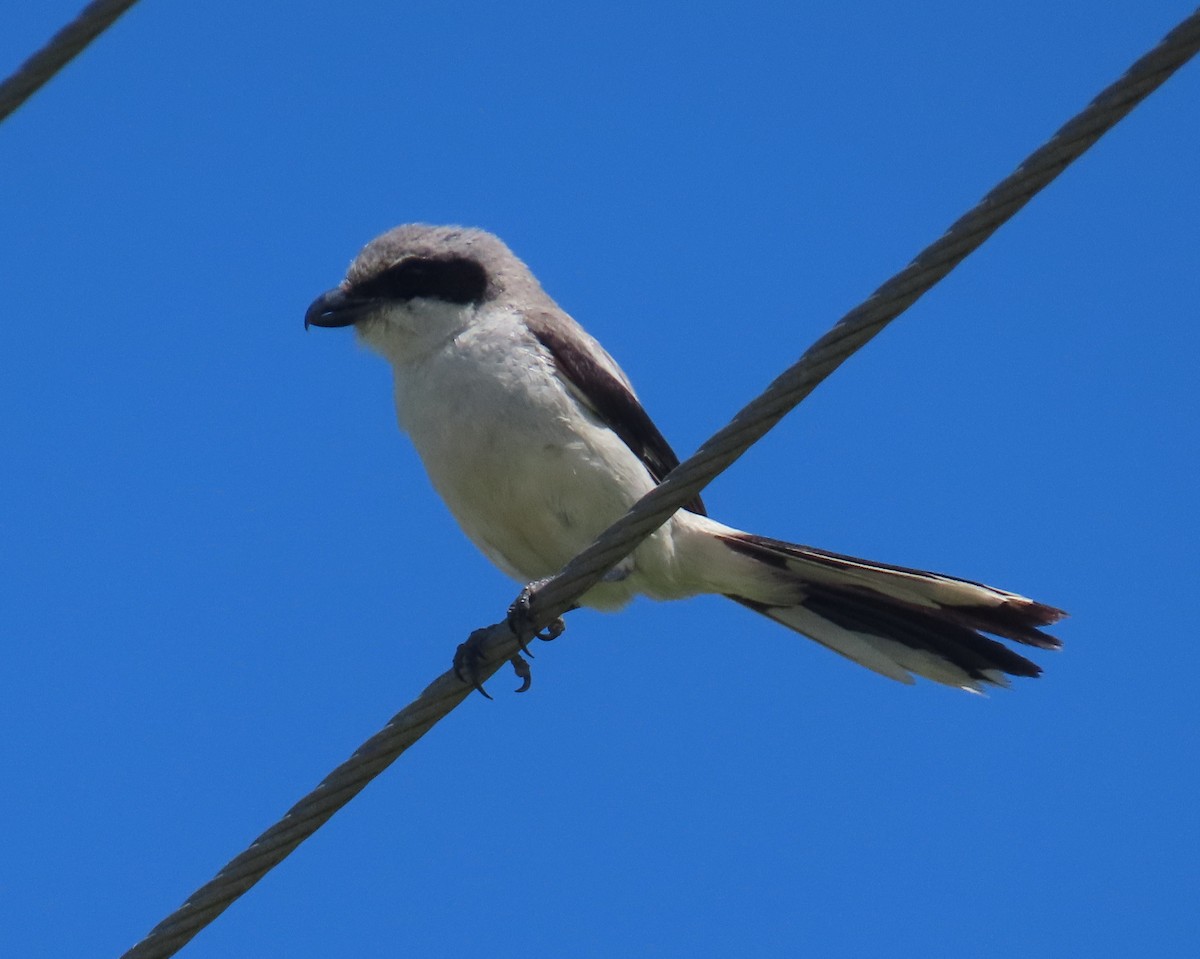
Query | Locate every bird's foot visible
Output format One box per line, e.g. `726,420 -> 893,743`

451,641 -> 538,697
510,652 -> 532,694
453,627 -> 496,700
506,578 -> 569,655
453,581 -> 572,699
452,640 -> 532,697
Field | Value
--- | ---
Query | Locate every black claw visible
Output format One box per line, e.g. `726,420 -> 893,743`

536,617 -> 567,642
507,579 -> 573,646
511,653 -> 532,693
508,617 -> 533,657
453,633 -> 494,700
505,582 -> 540,647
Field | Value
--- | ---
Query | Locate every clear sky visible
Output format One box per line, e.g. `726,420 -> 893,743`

3,3 -> 1198,957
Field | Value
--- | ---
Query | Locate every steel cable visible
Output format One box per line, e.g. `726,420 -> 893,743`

0,0 -> 141,123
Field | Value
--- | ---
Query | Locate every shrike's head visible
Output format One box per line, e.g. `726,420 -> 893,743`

305,224 -> 549,363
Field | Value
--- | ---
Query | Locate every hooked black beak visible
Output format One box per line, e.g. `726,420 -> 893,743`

304,287 -> 376,330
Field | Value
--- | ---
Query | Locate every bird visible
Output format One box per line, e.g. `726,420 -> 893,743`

305,224 -> 1064,693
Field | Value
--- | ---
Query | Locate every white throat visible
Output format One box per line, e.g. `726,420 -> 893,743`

356,298 -> 479,366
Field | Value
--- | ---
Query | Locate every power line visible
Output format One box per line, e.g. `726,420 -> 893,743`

0,1 -> 141,124
121,9 -> 1200,959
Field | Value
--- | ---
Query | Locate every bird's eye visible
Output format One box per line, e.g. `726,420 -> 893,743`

353,256 -> 488,305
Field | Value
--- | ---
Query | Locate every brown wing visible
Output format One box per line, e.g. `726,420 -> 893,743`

524,310 -> 706,515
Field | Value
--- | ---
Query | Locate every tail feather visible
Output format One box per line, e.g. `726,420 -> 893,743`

719,532 -> 1065,692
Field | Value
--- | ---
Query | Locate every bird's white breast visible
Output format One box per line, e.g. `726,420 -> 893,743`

387,306 -> 665,603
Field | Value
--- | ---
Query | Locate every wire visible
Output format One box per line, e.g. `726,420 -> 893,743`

120,10 -> 1200,959
0,1 -> 141,124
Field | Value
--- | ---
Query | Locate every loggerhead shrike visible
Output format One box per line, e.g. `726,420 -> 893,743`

306,224 -> 1064,692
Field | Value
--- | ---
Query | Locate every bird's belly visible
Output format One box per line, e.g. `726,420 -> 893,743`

393,355 -> 657,590
422,429 -> 650,586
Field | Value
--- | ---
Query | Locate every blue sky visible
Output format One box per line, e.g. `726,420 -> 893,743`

3,2 -> 1198,957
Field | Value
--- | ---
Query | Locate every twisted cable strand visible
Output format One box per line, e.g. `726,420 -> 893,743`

121,11 -> 1200,958
0,0 -> 140,123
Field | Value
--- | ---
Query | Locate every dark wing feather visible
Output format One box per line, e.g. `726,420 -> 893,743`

525,310 -> 705,515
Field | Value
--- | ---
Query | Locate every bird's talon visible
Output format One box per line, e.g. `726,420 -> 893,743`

508,581 -> 573,650
506,579 -> 547,643
511,653 -> 532,693
453,632 -> 495,700
536,617 -> 566,642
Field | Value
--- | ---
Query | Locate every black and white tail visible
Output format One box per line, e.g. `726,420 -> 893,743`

718,532 -> 1065,692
